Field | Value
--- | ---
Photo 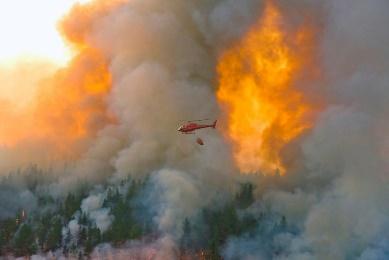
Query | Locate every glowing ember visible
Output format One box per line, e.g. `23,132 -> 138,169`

217,1 -> 313,175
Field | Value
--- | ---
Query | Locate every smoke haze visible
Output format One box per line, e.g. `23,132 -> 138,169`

1,0 -> 389,259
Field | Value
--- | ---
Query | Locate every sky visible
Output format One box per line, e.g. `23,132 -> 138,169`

0,0 -> 90,65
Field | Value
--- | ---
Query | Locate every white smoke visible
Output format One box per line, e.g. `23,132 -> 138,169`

80,193 -> 113,233
2,0 -> 389,259
222,0 -> 389,259
92,236 -> 177,260
68,219 -> 80,238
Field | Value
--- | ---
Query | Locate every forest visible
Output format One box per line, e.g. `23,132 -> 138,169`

0,166 -> 289,259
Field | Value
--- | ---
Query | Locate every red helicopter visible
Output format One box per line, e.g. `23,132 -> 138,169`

177,119 -> 217,134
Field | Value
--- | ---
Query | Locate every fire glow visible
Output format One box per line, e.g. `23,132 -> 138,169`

0,1 -> 123,162
217,1 -> 314,175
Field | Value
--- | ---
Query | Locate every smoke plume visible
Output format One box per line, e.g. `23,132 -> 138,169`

1,0 -> 389,259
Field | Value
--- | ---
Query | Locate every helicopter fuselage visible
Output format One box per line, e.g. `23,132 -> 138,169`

178,120 -> 217,134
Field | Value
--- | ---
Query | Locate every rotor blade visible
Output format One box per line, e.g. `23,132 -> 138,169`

187,118 -> 211,123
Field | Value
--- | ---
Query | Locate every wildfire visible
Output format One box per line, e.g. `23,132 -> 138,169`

217,1 -> 314,175
31,48 -> 112,155
0,0 -> 124,163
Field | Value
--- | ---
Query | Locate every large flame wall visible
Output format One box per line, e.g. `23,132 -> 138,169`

217,1 -> 314,175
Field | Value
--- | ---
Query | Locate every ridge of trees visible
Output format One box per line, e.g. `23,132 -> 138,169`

0,174 -> 290,259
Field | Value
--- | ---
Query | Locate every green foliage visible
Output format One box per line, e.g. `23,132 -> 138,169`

45,216 -> 62,251
0,234 -> 4,256
78,226 -> 87,246
103,188 -> 121,208
126,180 -> 143,201
204,204 -> 240,254
35,213 -> 52,249
1,175 -> 267,258
180,182 -> 259,259
0,218 -> 18,245
0,169 -> 142,257
79,213 -> 88,226
37,194 -> 55,206
104,197 -> 142,243
85,226 -> 101,254
0,179 -> 147,256
235,182 -> 255,209
101,181 -> 145,244
0,217 -> 18,254
13,223 -> 36,256
63,193 -> 83,220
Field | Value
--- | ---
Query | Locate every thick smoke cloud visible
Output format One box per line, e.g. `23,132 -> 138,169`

1,0 -> 389,259
56,0 -> 241,194
238,0 -> 389,259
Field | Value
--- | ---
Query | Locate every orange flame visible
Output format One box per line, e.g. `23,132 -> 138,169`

0,0 -> 124,164
217,1 -> 315,175
31,48 -> 113,155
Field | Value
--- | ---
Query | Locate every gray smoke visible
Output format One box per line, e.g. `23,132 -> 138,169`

2,0 -> 389,259
222,0 -> 389,259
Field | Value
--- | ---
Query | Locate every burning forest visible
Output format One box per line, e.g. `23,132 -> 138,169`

1,0 -> 389,259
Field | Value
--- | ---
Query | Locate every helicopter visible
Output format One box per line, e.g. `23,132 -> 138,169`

177,119 -> 217,134
178,119 -> 217,146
